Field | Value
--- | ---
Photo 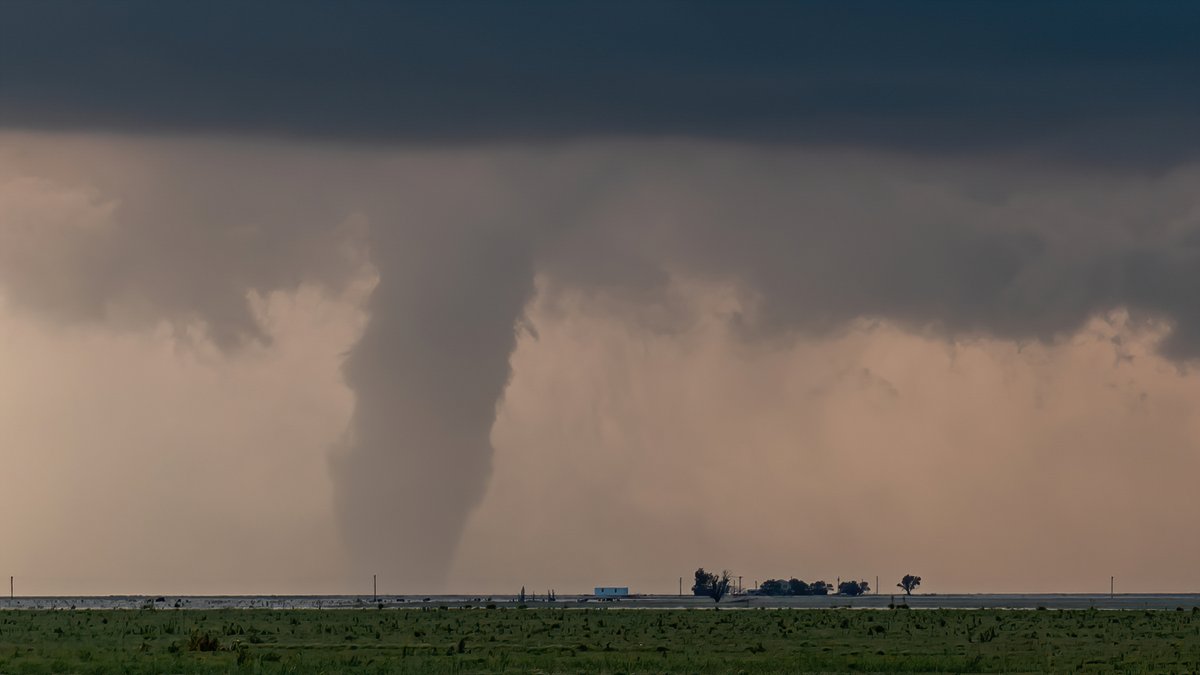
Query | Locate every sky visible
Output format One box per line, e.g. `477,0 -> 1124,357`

2,1 -> 1200,595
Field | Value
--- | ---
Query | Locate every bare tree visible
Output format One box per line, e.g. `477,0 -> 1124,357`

707,570 -> 733,603
897,574 -> 921,595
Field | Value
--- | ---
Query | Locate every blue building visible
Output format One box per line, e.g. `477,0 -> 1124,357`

594,586 -> 629,598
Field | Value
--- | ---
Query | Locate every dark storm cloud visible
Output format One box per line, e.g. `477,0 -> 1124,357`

4,1 -> 1200,161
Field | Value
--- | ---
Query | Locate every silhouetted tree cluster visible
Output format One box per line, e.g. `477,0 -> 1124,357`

755,578 -> 835,596
837,580 -> 870,596
692,568 -> 733,603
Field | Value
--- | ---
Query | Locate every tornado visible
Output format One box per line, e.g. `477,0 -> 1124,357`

332,223 -> 535,590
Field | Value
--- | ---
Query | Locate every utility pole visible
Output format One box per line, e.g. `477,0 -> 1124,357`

678,577 -> 682,596
373,574 -> 378,602
9,576 -> 11,599
1111,576 -> 1114,599
738,576 -> 743,595
876,576 -> 879,595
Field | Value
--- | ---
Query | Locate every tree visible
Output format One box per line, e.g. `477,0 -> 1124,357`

787,578 -> 810,596
808,580 -> 830,596
838,580 -> 870,596
705,570 -> 733,603
897,574 -> 921,595
692,568 -> 717,596
759,579 -> 789,596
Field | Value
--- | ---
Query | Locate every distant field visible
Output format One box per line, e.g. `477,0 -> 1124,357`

2,607 -> 1199,673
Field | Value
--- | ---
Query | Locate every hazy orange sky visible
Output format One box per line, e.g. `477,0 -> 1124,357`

2,131 -> 1200,595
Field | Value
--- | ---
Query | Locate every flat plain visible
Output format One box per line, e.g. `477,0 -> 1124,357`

3,606 -> 1200,674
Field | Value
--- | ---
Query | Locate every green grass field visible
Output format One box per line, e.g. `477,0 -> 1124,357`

2,606 -> 1199,673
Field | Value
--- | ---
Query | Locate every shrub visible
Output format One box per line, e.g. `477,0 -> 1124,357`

185,631 -> 221,652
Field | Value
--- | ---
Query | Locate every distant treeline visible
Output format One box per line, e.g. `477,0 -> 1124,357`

754,578 -> 871,597
692,569 -> 870,598
694,568 -> 921,602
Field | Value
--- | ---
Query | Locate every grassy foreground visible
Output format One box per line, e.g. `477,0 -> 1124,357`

2,607 -> 1199,674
